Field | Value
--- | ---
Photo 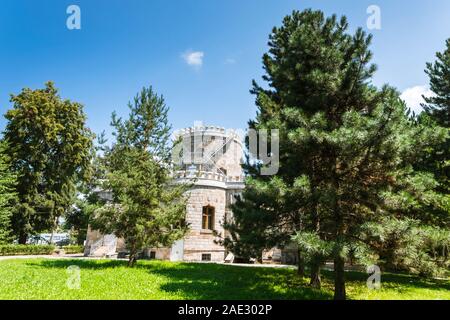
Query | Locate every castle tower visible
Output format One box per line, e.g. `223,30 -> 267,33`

84,124 -> 245,262
168,124 -> 245,262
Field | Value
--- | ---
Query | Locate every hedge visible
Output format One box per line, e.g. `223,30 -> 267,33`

62,245 -> 84,254
0,245 -> 55,256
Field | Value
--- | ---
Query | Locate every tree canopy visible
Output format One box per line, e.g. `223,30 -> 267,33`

92,87 -> 189,267
0,141 -> 17,244
3,82 -> 94,243
224,9 -> 447,300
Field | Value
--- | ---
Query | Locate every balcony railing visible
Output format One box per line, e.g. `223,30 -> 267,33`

174,170 -> 244,183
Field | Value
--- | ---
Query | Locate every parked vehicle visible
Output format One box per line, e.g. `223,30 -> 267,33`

27,233 -> 70,246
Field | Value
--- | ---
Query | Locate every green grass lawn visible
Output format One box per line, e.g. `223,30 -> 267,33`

0,258 -> 448,300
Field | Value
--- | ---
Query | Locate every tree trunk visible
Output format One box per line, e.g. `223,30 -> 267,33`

334,254 -> 346,300
128,243 -> 138,267
48,216 -> 59,245
310,198 -> 321,289
297,249 -> 305,277
331,154 -> 346,300
310,260 -> 322,289
333,217 -> 346,300
128,254 -> 137,267
18,232 -> 27,245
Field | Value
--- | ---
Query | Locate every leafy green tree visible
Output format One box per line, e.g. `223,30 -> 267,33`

64,133 -> 109,245
64,198 -> 98,245
0,141 -> 17,243
92,87 -> 188,267
3,82 -> 94,243
225,10 -> 445,299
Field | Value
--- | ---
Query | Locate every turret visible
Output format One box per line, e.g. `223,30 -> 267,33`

173,124 -> 244,187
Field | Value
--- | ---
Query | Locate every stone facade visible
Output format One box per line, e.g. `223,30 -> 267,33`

85,124 -> 245,262
182,187 -> 227,261
262,243 -> 299,265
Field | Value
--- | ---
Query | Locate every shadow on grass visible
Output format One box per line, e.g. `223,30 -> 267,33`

147,263 -> 330,300
26,259 -> 331,300
321,269 -> 450,292
26,258 -> 128,270
27,259 -> 449,299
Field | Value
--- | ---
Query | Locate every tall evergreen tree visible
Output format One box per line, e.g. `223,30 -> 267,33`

419,39 -> 450,209
92,87 -> 189,267
0,141 -> 17,243
224,10 -> 445,300
224,175 -> 311,275
3,82 -> 94,243
424,38 -> 450,127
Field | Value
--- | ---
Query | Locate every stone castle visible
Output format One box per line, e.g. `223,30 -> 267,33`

84,124 -> 245,262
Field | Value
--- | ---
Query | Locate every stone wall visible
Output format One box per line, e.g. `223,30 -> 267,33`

144,247 -> 171,260
183,186 -> 227,262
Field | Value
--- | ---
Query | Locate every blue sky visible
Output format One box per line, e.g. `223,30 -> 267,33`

1,0 -> 449,140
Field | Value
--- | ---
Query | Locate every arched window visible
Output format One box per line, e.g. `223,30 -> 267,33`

202,206 -> 215,230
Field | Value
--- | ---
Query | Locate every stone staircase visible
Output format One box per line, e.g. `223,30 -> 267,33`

85,234 -> 117,257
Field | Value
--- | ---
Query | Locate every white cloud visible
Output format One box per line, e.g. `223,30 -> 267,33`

224,58 -> 236,65
400,85 -> 434,115
182,50 -> 204,68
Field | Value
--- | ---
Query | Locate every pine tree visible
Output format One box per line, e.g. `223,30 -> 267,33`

0,141 -> 17,243
224,175 -> 311,274
227,10 -> 365,286
419,39 -> 450,207
92,87 -> 189,267
224,9 -> 445,300
359,216 -> 450,277
424,39 -> 450,127
3,82 -> 94,243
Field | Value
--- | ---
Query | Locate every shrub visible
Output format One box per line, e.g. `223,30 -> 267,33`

62,245 -> 84,254
360,217 -> 450,277
0,244 -> 55,256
